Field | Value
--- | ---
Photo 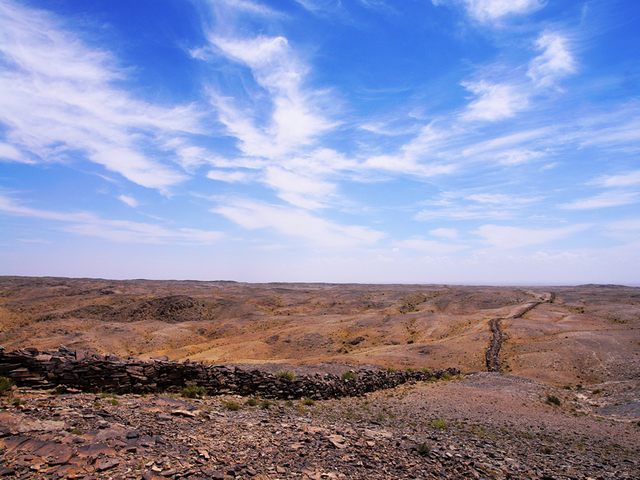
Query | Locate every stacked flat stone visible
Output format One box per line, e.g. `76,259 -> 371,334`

0,345 -> 459,400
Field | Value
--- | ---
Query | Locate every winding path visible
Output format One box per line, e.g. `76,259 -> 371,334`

485,293 -> 553,372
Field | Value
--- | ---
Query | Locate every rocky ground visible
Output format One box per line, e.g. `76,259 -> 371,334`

2,277 -> 639,387
1,373 -> 639,480
1,278 -> 640,479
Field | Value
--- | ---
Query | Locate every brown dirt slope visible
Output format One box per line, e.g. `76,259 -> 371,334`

1,277 -> 639,387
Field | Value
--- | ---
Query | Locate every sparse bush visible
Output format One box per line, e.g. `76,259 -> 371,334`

284,400 -> 294,407
406,367 -> 414,372
386,367 -> 397,373
341,371 -> 357,380
70,428 -> 84,436
417,441 -> 432,455
245,397 -> 259,407
275,370 -> 297,381
427,376 -> 438,382
222,400 -> 241,411
0,376 -> 14,395
472,425 -> 486,437
301,397 -> 315,406
260,399 -> 274,409
430,418 -> 447,429
107,399 -> 119,406
181,385 -> 207,399
546,394 -> 561,406
441,372 -> 451,381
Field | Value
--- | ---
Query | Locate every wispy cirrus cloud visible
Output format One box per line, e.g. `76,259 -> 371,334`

527,32 -> 577,87
474,223 -> 589,249
560,191 -> 640,210
263,167 -> 336,210
596,170 -> 640,187
395,238 -> 466,254
433,0 -> 545,23
203,35 -> 335,159
461,31 -> 576,123
416,191 -> 541,221
430,228 -> 459,239
118,195 -> 138,208
462,82 -> 530,121
213,199 -> 386,247
0,142 -> 27,162
0,1 -> 201,193
0,194 -> 223,245
207,169 -> 252,183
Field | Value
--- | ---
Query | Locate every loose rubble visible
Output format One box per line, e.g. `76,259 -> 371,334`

1,374 -> 638,479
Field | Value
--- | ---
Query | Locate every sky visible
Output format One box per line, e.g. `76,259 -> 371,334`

0,0 -> 639,285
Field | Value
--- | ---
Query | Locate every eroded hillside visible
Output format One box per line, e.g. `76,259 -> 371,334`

1,277 -> 639,386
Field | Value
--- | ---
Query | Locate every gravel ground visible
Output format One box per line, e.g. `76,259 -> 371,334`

1,373 -> 639,479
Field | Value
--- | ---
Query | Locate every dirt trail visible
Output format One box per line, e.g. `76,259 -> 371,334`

485,294 -> 552,372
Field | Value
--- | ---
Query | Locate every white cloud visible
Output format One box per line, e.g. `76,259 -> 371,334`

213,199 -> 386,247
263,167 -> 335,209
474,224 -> 590,249
0,1 -> 200,192
118,195 -> 138,208
528,32 -> 576,87
560,191 -> 640,210
606,218 -> 640,243
395,238 -> 466,254
467,193 -> 539,204
0,142 -> 28,162
496,149 -> 544,165
430,228 -> 458,239
433,0 -> 544,22
205,35 -> 335,159
598,170 -> 640,187
0,194 -> 224,245
362,124 -> 456,177
207,169 -> 251,183
217,0 -> 281,17
417,205 -> 513,221
462,82 -> 529,121
416,191 -> 540,221
292,0 -> 339,13
461,0 -> 545,22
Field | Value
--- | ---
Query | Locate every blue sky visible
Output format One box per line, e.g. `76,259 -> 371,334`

0,0 -> 639,284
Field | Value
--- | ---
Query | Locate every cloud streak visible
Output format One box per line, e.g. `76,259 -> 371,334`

0,194 -> 223,245
0,1 -> 200,192
214,199 -> 386,247
474,224 -> 590,249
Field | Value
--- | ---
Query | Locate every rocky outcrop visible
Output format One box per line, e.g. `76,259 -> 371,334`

0,346 -> 458,399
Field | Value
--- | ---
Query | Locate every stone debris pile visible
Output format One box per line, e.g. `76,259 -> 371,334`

0,346 -> 459,399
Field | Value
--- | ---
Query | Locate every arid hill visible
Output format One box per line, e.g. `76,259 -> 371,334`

1,277 -> 639,479
1,277 -> 639,387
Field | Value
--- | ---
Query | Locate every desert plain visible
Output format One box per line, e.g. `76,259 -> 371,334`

0,276 -> 639,479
